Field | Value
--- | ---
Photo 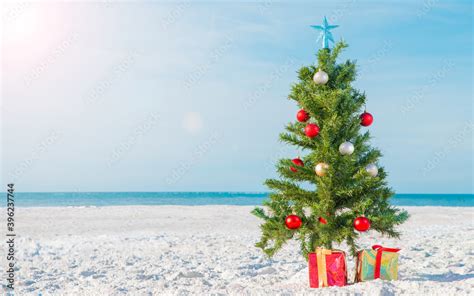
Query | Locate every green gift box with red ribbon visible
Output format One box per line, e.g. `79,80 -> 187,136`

355,245 -> 400,282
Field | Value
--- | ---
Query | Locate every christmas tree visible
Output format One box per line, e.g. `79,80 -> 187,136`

252,20 -> 408,259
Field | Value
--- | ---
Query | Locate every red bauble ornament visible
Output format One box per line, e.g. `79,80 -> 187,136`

304,123 -> 320,138
290,158 -> 304,172
318,217 -> 327,224
296,109 -> 310,122
353,216 -> 371,232
285,215 -> 302,229
360,112 -> 373,127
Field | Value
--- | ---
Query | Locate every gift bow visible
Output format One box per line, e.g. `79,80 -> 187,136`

372,245 -> 400,279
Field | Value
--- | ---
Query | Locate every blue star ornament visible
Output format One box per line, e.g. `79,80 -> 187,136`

311,16 -> 339,49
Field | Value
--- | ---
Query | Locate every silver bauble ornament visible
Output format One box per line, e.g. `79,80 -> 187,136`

365,163 -> 378,177
339,141 -> 354,155
313,69 -> 329,85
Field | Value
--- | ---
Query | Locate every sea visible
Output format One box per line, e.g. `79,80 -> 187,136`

9,192 -> 474,207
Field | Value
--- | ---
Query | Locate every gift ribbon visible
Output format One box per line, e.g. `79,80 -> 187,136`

372,245 -> 400,279
315,248 -> 332,287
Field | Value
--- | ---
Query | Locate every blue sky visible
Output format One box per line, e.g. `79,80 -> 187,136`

1,1 -> 472,193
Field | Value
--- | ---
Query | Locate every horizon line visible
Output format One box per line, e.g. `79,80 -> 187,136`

12,191 -> 474,195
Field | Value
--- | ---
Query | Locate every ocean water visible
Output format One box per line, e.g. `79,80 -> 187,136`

9,192 -> 474,207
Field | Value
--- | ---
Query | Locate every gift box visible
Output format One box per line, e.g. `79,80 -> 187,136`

355,245 -> 400,282
308,248 -> 347,288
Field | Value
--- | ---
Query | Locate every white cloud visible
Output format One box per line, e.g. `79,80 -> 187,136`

182,111 -> 203,134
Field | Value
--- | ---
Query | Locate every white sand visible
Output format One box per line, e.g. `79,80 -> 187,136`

3,206 -> 473,295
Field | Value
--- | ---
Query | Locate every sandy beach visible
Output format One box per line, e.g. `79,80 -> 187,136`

4,206 -> 473,295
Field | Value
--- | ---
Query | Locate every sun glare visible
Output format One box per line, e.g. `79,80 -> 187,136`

2,3 -> 63,60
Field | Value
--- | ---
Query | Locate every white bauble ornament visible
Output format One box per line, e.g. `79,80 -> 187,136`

339,141 -> 354,155
315,162 -> 329,177
313,69 -> 329,85
365,163 -> 378,177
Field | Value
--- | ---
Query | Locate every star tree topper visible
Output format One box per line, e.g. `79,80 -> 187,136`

311,16 -> 339,49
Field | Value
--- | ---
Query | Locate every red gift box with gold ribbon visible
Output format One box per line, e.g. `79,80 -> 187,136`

308,248 -> 347,288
